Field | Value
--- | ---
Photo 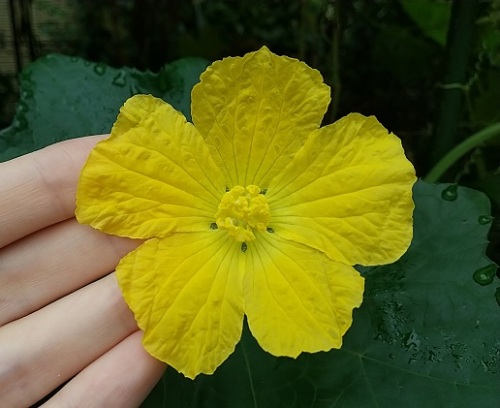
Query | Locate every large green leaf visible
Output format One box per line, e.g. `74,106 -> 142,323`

0,55 -> 208,162
399,0 -> 451,47
143,181 -> 499,407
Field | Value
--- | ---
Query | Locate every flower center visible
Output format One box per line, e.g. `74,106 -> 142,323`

215,185 -> 270,242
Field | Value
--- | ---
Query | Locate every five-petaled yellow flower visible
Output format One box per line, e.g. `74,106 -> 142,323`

76,47 -> 416,379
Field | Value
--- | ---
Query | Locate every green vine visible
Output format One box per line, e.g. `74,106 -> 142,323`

424,122 -> 500,183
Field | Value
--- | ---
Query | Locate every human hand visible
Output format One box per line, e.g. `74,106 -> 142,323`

0,136 -> 166,407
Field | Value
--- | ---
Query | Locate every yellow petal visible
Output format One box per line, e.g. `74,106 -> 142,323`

244,232 -> 364,357
192,46 -> 331,188
267,113 -> 416,266
76,95 -> 226,239
117,232 -> 245,379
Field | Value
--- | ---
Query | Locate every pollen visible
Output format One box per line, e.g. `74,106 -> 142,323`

215,185 -> 270,242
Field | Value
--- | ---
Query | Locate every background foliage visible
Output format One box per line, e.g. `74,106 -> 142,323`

1,0 -> 499,406
2,0 -> 500,262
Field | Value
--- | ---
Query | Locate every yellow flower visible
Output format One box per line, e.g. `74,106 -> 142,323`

76,47 -> 416,379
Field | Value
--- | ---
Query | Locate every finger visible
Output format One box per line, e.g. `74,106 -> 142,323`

42,331 -> 166,408
0,273 -> 137,408
0,135 -> 106,249
0,218 -> 140,326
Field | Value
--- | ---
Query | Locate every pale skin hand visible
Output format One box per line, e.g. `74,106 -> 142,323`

0,136 -> 166,407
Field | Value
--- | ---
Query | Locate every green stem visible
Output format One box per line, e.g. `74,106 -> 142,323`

429,0 -> 478,167
424,122 -> 500,183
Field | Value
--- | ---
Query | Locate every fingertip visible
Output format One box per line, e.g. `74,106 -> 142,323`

43,331 -> 167,408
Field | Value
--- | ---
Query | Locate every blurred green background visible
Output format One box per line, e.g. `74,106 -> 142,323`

1,0 -> 499,261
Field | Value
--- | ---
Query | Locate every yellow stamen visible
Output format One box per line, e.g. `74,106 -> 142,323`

215,185 -> 270,242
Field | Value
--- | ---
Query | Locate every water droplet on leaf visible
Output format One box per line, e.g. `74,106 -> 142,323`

112,71 -> 127,87
93,63 -> 106,75
14,116 -> 28,130
17,101 -> 28,113
473,264 -> 497,286
478,215 -> 494,225
441,184 -> 458,201
129,83 -> 140,94
21,88 -> 33,99
404,330 -> 420,351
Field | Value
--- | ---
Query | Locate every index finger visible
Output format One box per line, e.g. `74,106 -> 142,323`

0,135 -> 105,249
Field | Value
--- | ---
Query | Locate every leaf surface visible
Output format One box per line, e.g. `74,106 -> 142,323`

399,0 -> 451,47
0,55 -> 208,162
